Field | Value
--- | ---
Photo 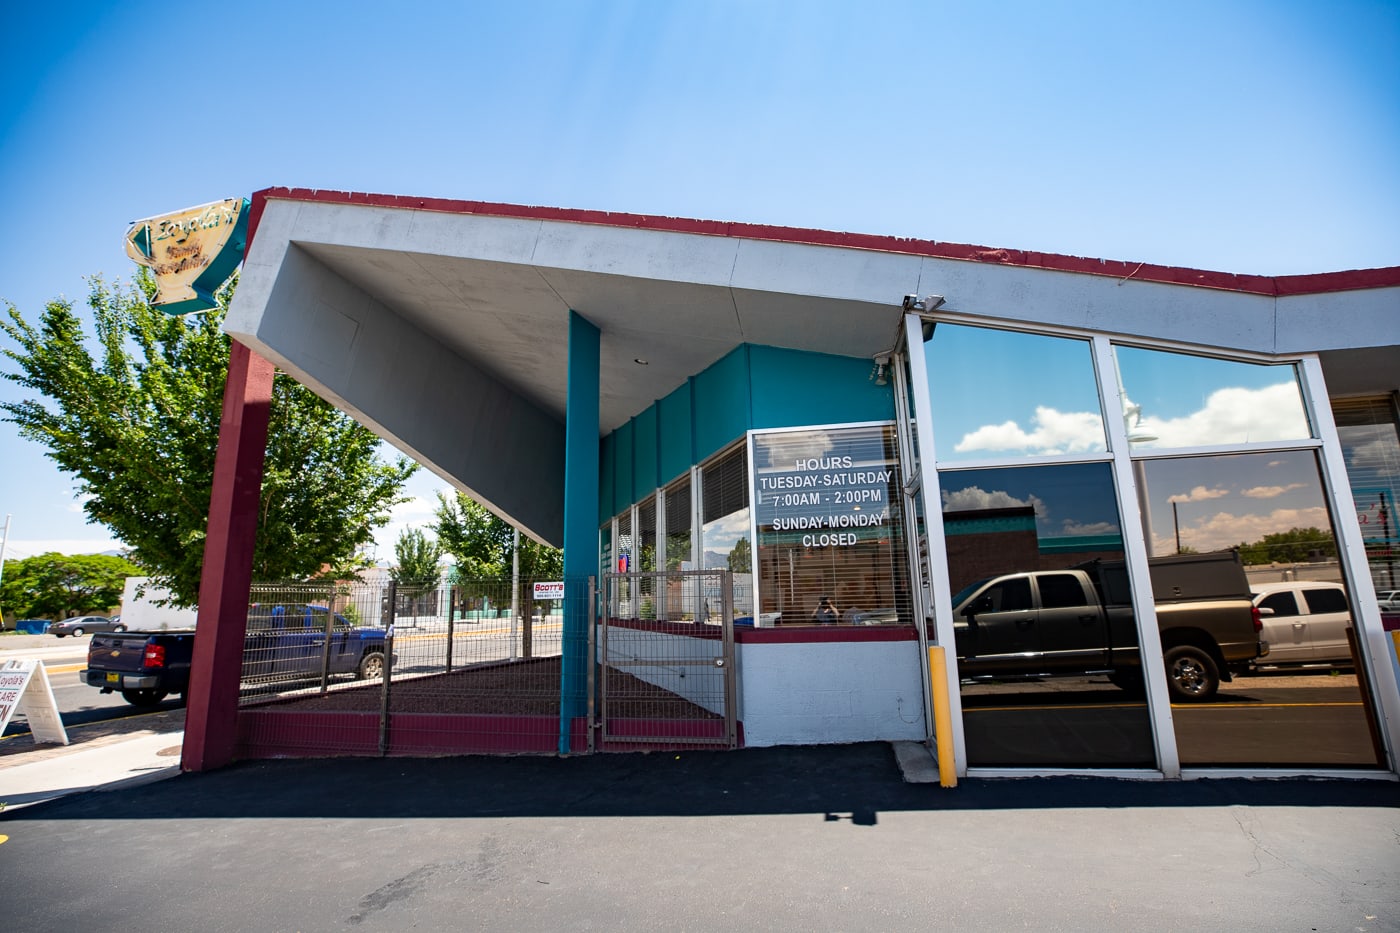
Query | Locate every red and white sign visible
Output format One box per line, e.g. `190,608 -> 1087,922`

0,659 -> 69,746
533,581 -> 565,600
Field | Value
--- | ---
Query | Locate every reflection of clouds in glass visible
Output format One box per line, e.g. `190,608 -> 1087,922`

953,406 -> 1105,455
1242,483 -> 1306,499
1132,383 -> 1308,448
1344,436 -> 1400,472
942,485 -> 1048,520
702,509 -> 751,554
759,431 -> 834,469
1168,486 -> 1229,503
1161,506 -> 1331,554
1061,519 -> 1119,536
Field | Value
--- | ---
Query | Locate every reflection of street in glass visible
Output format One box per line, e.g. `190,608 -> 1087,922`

1172,669 -> 1378,767
958,669 -> 1378,768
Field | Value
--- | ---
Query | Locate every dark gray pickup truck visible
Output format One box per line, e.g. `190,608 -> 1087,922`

952,550 -> 1266,701
83,604 -> 391,706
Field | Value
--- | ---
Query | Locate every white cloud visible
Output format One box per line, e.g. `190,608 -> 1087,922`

703,509 -> 752,553
1135,382 -> 1309,448
371,483 -> 454,564
1060,519 -> 1119,536
1344,438 -> 1398,473
942,486 -> 1048,521
765,430 -> 836,467
1241,483 -> 1305,499
4,537 -> 126,559
954,406 -> 1105,455
1168,485 -> 1230,503
1171,506 -> 1332,553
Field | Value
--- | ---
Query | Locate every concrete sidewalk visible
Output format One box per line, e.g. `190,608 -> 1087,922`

0,730 -> 184,810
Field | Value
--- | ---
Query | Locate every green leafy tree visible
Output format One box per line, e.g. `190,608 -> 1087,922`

433,491 -> 562,648
391,527 -> 443,587
1,552 -> 143,619
1237,527 -> 1337,565
0,272 -> 417,606
433,492 -> 510,580
432,491 -> 562,583
727,536 -> 752,574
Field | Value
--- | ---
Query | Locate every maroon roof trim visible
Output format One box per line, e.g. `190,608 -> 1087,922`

247,187 -> 1400,298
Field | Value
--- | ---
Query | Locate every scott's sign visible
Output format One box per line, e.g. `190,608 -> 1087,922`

125,197 -> 250,315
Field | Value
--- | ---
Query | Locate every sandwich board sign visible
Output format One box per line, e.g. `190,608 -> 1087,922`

0,659 -> 69,745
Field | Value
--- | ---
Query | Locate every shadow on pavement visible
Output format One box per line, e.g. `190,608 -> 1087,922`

4,742 -> 1398,823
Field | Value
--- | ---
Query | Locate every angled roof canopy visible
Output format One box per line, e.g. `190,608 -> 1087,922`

224,188 -> 1400,546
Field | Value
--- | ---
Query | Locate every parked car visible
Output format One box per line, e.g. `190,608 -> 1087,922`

82,603 -> 393,706
50,615 -> 127,637
1250,582 -> 1354,666
1377,590 -> 1400,611
952,551 -> 1263,702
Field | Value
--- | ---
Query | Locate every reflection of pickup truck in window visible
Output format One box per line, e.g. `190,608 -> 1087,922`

82,605 -> 391,706
951,551 -> 1266,702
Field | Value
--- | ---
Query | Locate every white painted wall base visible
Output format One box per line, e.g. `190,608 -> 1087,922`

736,640 -> 926,747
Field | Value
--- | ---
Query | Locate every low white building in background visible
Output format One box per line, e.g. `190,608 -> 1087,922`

120,577 -> 199,632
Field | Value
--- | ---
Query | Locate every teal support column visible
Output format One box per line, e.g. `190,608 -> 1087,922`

561,310 -> 600,752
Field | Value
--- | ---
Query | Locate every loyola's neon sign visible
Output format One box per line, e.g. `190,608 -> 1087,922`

125,197 -> 249,315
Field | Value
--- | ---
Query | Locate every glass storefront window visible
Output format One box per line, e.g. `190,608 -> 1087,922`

701,446 -> 751,622
925,323 -> 1105,462
1135,449 -> 1382,768
1333,396 -> 1400,595
664,477 -> 693,571
1114,347 -> 1311,450
599,524 -> 612,585
752,424 -> 912,626
637,496 -> 657,619
938,461 -> 1156,767
664,476 -> 693,620
616,508 -> 633,616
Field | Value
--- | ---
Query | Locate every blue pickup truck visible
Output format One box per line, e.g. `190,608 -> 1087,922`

83,604 -> 391,706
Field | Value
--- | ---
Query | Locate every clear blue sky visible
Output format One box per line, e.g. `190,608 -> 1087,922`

1,0 -> 1397,562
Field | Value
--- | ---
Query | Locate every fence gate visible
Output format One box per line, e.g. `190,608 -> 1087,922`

596,569 -> 738,750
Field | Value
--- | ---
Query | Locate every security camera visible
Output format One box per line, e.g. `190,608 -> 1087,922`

902,294 -> 919,311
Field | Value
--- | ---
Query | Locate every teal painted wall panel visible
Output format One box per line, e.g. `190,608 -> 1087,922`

601,344 -> 891,517
657,382 -> 693,485
598,433 -> 616,520
748,345 -> 894,429
632,407 -> 658,501
612,420 -> 634,520
692,346 -> 751,464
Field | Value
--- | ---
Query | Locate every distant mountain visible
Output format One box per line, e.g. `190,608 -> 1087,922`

703,550 -> 729,570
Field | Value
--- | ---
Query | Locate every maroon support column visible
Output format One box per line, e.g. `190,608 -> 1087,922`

181,341 -> 274,772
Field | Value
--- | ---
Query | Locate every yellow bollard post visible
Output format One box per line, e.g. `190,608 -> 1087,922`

927,645 -> 957,787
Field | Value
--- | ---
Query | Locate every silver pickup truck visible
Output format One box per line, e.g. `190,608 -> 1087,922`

952,550 -> 1266,702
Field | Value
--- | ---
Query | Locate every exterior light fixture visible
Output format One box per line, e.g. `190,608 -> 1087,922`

901,294 -> 946,312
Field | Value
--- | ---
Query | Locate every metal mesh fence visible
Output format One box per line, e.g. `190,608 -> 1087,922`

235,574 -> 739,755
598,570 -> 737,749
237,579 -> 568,699
236,578 -> 587,756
